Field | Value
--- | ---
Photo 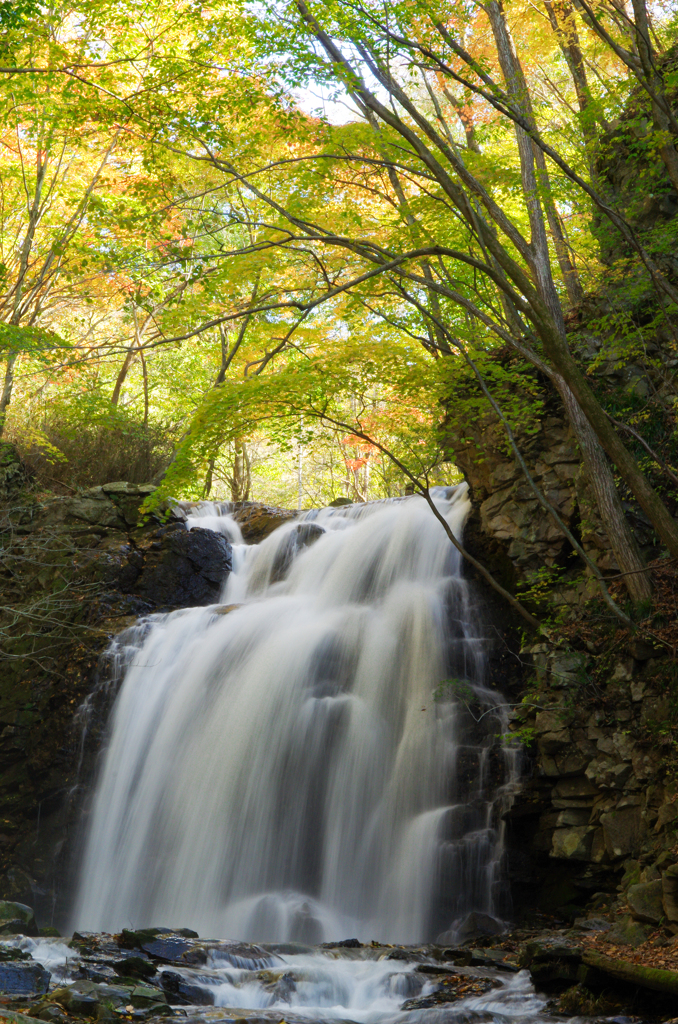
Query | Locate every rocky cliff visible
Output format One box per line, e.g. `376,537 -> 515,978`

443,359 -> 678,941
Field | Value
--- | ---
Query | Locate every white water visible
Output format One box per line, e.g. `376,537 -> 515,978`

1,936 -> 551,1024
73,487 -> 518,942
155,954 -> 547,1022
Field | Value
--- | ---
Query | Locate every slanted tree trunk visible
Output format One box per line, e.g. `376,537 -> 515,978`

557,379 -> 653,603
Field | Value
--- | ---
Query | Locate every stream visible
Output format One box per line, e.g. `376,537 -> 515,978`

3,935 -> 555,1024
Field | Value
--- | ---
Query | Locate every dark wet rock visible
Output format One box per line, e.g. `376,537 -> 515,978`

0,901 -> 38,936
470,950 -> 519,972
113,956 -> 157,980
49,978 -> 170,1020
119,927 -> 174,949
205,941 -> 275,969
0,961 -> 50,995
270,523 -> 325,582
520,939 -> 583,991
129,983 -> 169,1008
129,527 -> 232,609
386,948 -> 424,962
401,974 -> 497,1009
663,862 -> 678,922
175,929 -> 199,938
32,1001 -> 70,1022
441,947 -> 473,967
321,938 -> 362,949
51,980 -> 127,1008
159,970 -> 214,1006
73,961 -> 119,983
140,937 -> 193,963
69,992 -> 100,1015
180,948 -> 209,966
70,931 -> 103,951
0,946 -> 31,962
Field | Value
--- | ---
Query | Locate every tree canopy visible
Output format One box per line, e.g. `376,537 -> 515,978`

3,0 -> 678,615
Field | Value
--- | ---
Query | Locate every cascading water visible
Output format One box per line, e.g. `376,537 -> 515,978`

73,485 -> 519,943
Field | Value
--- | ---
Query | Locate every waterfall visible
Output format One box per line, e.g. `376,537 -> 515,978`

73,486 -> 518,943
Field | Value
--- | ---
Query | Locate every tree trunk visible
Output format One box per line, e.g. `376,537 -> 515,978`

0,350 -> 18,438
630,0 -> 678,192
230,440 -> 251,502
111,347 -> 136,406
539,319 -> 678,558
486,0 -> 583,306
558,380 -> 653,603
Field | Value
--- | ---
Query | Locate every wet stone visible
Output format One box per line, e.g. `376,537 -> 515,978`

113,955 -> 158,980
205,942 -> 275,969
401,974 -> 497,1009
140,937 -> 193,962
160,971 -> 214,1006
441,948 -> 473,967
0,961 -> 51,996
130,984 -> 168,1008
0,947 -> 31,962
73,961 -> 119,983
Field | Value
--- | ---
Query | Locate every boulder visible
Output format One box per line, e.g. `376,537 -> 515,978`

607,914 -> 651,947
205,940 -> 275,968
551,826 -> 594,860
230,501 -> 297,542
0,961 -> 50,996
400,973 -> 497,1010
0,900 -> 38,935
520,940 -> 582,990
112,955 -> 156,980
160,970 -> 214,1005
600,805 -> 644,859
129,983 -> 168,1008
140,937 -> 193,963
124,526 -> 232,608
627,879 -> 664,924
